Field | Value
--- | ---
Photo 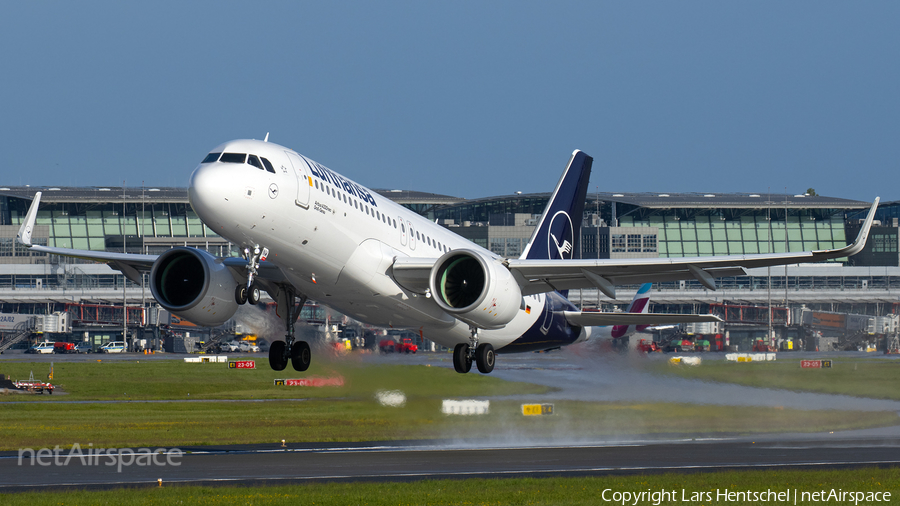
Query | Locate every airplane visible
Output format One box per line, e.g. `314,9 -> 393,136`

588,283 -> 653,341
16,138 -> 879,374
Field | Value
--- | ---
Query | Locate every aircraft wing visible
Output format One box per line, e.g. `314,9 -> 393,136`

508,198 -> 880,298
392,198 -> 878,300
563,311 -> 722,327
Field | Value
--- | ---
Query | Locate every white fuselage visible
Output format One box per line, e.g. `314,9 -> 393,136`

188,139 -> 587,351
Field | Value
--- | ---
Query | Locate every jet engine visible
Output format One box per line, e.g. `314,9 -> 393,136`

429,250 -> 522,329
149,247 -> 240,327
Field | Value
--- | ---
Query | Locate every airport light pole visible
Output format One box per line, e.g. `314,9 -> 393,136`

122,182 -> 127,351
767,190 -> 773,347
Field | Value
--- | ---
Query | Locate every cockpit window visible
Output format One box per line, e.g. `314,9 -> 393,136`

201,152 -> 221,163
220,153 -> 247,163
247,154 -> 263,170
260,157 -> 276,173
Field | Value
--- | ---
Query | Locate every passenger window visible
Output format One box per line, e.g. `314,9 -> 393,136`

393,219 -> 397,228
248,155 -> 264,170
201,152 -> 221,163
261,157 -> 276,173
220,153 -> 247,163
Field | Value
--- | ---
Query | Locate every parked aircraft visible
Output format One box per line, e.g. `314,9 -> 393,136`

16,139 -> 878,374
588,283 -> 654,340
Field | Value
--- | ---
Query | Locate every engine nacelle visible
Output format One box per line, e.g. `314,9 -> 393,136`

149,247 -> 240,327
429,249 -> 522,329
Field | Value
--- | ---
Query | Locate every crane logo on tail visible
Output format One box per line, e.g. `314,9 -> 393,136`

547,211 -> 575,260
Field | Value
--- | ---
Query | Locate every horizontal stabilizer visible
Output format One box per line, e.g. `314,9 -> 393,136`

563,311 -> 722,327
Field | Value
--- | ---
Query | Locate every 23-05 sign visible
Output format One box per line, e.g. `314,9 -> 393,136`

228,360 -> 255,369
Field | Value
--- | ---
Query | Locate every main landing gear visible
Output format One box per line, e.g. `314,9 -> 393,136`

234,245 -> 267,306
453,327 -> 495,374
268,289 -> 311,372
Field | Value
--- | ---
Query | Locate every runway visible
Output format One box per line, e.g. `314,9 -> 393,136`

2,435 -> 900,490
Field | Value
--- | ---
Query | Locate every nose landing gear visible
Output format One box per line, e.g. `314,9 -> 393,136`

234,245 -> 267,305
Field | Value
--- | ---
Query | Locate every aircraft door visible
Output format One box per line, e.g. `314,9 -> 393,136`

407,221 -> 416,250
399,216 -> 407,246
285,151 -> 311,209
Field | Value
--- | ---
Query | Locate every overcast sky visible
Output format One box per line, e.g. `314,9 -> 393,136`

1,2 -> 896,202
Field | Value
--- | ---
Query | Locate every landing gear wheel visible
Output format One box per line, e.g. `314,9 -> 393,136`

269,341 -> 287,371
453,343 -> 472,373
475,343 -> 495,374
247,284 -> 261,305
291,341 -> 311,372
235,284 -> 248,305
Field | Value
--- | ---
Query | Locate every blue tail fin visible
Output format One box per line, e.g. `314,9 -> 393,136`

520,150 -> 593,261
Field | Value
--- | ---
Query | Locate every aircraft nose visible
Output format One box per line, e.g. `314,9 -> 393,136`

189,162 -> 241,227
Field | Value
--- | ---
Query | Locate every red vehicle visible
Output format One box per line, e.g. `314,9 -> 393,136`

379,337 -> 418,354
53,342 -> 75,354
637,339 -> 661,353
752,339 -> 777,352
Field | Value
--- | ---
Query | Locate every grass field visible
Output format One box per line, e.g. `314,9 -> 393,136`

0,357 -> 898,450
646,356 -> 900,400
2,467 -> 898,505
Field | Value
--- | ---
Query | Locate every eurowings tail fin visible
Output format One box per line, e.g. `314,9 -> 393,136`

520,150 -> 593,261
611,283 -> 652,338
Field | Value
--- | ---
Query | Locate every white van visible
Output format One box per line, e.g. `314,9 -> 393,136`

99,341 -> 126,353
27,341 -> 56,354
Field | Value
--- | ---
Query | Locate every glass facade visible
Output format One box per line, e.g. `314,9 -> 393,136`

430,194 -> 860,260
10,201 -> 226,254
618,210 -> 846,258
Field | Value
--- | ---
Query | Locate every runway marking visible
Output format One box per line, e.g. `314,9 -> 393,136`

4,459 -> 900,491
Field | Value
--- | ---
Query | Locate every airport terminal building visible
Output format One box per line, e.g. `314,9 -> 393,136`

0,186 -> 898,353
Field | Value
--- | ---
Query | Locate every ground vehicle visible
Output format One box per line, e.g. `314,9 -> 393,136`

74,342 -> 93,353
53,342 -> 75,354
379,337 -> 418,354
637,339 -> 661,353
238,341 -> 260,353
665,338 -> 693,353
26,341 -> 55,354
219,342 -> 239,352
99,341 -> 126,353
752,339 -> 777,352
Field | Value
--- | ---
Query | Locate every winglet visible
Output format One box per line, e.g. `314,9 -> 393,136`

835,197 -> 880,257
16,192 -> 42,247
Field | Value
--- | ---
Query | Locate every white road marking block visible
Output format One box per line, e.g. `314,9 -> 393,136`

442,399 -> 490,415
